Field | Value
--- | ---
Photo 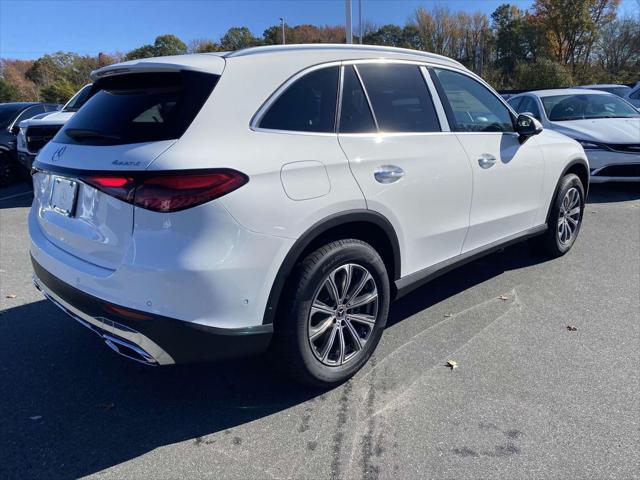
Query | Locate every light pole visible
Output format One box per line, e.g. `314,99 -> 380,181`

280,17 -> 285,45
345,0 -> 353,44
358,0 -> 362,44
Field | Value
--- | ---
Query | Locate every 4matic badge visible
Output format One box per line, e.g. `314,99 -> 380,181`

112,159 -> 142,167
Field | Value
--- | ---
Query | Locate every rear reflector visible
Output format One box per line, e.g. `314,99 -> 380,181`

82,170 -> 248,212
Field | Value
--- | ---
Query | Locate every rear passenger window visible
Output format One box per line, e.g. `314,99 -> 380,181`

260,67 -> 339,133
339,66 -> 376,133
431,68 -> 514,133
356,64 -> 440,133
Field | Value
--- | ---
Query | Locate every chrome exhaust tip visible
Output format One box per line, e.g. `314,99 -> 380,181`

33,275 -> 174,366
103,334 -> 159,365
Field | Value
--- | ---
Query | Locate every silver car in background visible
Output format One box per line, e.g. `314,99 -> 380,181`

509,89 -> 640,183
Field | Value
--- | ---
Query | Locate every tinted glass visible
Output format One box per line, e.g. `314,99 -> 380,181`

15,105 -> 45,124
63,84 -> 93,112
260,67 -> 339,133
0,104 -> 27,128
339,66 -> 376,133
54,71 -> 218,146
519,96 -> 541,120
432,68 -> 514,132
356,64 -> 440,132
507,97 -> 522,111
542,94 -> 640,121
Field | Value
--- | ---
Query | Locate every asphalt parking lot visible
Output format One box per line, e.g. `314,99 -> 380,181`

0,182 -> 638,480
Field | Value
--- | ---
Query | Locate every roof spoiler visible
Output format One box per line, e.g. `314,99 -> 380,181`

91,54 -> 226,81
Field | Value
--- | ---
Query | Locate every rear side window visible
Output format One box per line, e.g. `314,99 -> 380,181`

259,67 -> 339,133
431,68 -> 514,133
339,66 -> 376,133
356,64 -> 440,133
54,71 -> 218,146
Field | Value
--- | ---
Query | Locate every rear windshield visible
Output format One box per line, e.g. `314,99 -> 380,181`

54,71 -> 218,146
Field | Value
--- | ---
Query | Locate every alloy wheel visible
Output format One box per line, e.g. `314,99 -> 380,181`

307,263 -> 378,367
557,187 -> 581,245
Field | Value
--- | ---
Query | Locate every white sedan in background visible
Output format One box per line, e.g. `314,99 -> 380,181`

509,89 -> 640,183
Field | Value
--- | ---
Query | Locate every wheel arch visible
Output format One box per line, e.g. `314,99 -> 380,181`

545,157 -> 589,223
262,210 -> 401,326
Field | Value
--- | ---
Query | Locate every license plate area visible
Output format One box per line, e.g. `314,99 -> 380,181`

49,176 -> 78,217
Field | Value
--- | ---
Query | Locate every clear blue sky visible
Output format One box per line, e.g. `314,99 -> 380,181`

1,0 -> 638,59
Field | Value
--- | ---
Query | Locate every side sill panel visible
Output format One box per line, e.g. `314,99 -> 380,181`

395,224 -> 547,299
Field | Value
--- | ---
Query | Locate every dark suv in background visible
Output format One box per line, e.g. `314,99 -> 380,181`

0,102 -> 61,186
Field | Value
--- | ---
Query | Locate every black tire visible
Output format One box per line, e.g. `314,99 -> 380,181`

533,173 -> 585,257
0,152 -> 17,188
276,239 -> 390,388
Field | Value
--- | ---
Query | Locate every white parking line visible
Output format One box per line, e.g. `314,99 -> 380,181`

0,191 -> 32,201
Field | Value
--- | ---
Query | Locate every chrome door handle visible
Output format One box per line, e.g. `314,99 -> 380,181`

478,154 -> 497,169
374,165 -> 404,184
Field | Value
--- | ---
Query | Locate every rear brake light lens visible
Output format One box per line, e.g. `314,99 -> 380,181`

82,170 -> 248,212
83,176 -> 136,203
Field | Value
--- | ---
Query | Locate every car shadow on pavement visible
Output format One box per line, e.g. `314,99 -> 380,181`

0,240 -> 551,479
587,183 -> 640,204
0,299 -> 320,479
387,241 -> 549,327
0,191 -> 33,209
0,182 -> 635,479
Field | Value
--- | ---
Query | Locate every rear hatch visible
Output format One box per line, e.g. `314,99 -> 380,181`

32,68 -> 220,270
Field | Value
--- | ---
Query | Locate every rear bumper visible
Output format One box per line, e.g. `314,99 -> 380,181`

32,257 -> 273,365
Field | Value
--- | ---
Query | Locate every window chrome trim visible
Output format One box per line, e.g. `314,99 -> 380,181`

251,58 -> 473,136
335,66 -> 345,134
420,66 -> 450,132
250,60 -> 342,136
352,64 -> 380,132
429,64 -> 518,133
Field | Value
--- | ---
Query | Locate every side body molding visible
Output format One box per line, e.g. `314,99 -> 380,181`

262,209 -> 401,325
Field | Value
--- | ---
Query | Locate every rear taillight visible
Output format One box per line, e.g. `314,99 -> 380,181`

82,170 -> 248,212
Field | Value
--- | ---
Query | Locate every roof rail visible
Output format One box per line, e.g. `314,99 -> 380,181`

226,43 -> 464,67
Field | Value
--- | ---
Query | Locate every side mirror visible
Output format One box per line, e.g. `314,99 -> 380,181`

516,114 -> 543,138
10,125 -> 20,135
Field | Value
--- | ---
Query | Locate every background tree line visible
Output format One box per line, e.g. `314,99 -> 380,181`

1,0 -> 638,103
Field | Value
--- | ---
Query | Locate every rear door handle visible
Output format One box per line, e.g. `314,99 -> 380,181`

478,154 -> 497,169
374,165 -> 404,184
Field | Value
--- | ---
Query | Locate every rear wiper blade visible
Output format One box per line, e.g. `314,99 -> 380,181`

65,129 -> 121,141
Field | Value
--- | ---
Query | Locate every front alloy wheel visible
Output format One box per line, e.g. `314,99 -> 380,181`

557,187 -> 581,246
533,172 -> 585,257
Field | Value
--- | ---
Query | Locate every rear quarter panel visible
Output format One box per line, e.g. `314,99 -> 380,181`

147,55 -> 367,240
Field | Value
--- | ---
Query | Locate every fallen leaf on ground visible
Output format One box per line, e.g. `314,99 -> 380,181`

566,325 -> 578,332
5,294 -> 17,299
498,295 -> 508,301
446,360 -> 458,370
97,403 -> 115,411
29,415 -> 42,421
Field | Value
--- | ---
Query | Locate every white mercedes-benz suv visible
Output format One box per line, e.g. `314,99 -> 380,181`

29,45 -> 589,387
